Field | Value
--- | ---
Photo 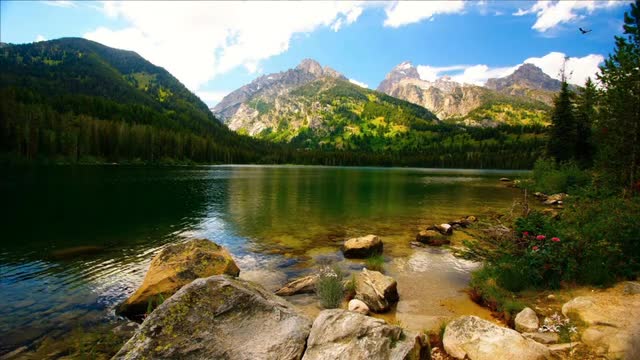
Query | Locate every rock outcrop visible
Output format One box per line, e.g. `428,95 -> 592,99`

443,315 -> 551,360
342,234 -> 383,258
301,309 -> 428,360
354,268 -> 399,312
515,307 -> 539,333
117,239 -> 239,318
562,285 -> 640,359
114,275 -> 312,360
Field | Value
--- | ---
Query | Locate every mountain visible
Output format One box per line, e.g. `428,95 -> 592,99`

212,59 -> 440,151
0,37 -> 266,163
376,62 -> 554,126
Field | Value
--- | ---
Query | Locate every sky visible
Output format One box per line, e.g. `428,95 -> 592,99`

0,1 -> 632,107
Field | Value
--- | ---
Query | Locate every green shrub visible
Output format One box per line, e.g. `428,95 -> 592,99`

316,266 -> 344,308
530,158 -> 590,194
365,254 -> 385,272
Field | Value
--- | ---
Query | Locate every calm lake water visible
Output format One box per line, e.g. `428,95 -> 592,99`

0,165 -> 528,352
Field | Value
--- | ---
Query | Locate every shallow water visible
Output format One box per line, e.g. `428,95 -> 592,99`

0,165 -> 526,352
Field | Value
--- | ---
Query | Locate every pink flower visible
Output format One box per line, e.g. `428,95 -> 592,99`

532,246 -> 539,251
536,235 -> 546,241
523,231 -> 529,236
551,237 -> 560,242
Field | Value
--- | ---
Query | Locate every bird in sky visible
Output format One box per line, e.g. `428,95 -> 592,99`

579,27 -> 592,34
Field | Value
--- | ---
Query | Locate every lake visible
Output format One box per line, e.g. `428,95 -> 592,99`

0,165 -> 528,352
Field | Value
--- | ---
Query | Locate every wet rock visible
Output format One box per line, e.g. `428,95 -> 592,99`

342,234 -> 383,258
562,288 -> 640,360
543,193 -> 567,205
448,218 -> 471,228
0,346 -> 28,360
347,299 -> 369,315
428,224 -> 453,235
499,177 -> 511,182
275,275 -> 317,296
355,268 -> 399,313
111,321 -> 140,339
415,230 -> 450,246
466,215 -> 478,222
117,239 -> 240,319
515,307 -> 539,333
114,275 -> 311,360
522,332 -> 559,344
443,315 -> 551,360
301,309 -> 428,360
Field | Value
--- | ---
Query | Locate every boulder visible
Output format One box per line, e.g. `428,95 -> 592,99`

562,288 -> 640,359
301,309 -> 428,360
113,275 -> 312,360
428,224 -> 453,235
347,299 -> 369,315
415,230 -> 450,246
543,193 -> 567,205
355,268 -> 399,312
443,315 -> 552,360
117,239 -> 240,318
522,332 -> 559,345
275,275 -> 317,296
342,234 -> 383,258
515,307 -> 539,333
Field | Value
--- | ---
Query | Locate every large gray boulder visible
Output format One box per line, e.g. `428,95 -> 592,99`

113,275 -> 312,360
443,316 -> 552,360
342,234 -> 383,258
301,309 -> 428,360
355,268 -> 399,312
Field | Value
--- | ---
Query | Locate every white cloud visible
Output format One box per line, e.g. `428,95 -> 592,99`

35,35 -> 47,42
383,1 -> 465,28
416,52 -> 603,87
84,1 -> 366,92
515,0 -> 628,32
523,52 -> 603,85
349,78 -> 369,88
41,1 -> 76,8
196,90 -> 230,107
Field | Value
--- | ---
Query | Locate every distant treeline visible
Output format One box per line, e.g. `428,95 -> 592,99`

1,87 -> 545,168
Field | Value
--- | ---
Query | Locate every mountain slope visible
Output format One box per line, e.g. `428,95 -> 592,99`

376,62 -> 553,126
0,38 -> 265,163
213,59 -> 439,151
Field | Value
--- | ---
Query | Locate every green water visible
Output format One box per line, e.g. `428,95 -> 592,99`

0,165 -> 527,352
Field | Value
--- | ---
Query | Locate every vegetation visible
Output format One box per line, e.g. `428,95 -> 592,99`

465,0 -> 640,313
315,266 -> 344,309
365,254 -> 385,272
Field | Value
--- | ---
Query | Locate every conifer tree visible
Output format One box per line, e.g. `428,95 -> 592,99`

547,79 -> 577,162
574,77 -> 597,167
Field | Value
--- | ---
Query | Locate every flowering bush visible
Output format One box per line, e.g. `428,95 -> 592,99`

539,312 -> 577,343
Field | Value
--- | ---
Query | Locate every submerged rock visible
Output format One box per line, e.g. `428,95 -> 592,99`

355,268 -> 399,313
301,309 -> 428,360
415,230 -> 450,246
515,307 -> 539,333
342,234 -> 383,258
275,275 -> 317,296
117,239 -> 240,318
443,315 -> 551,360
114,275 -> 312,360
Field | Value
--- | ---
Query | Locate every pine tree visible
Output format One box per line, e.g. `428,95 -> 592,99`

597,0 -> 640,191
547,80 -> 577,162
574,77 -> 597,167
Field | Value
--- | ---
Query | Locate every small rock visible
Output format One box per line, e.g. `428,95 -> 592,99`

355,268 -> 399,313
523,332 -> 559,344
347,299 -> 369,315
466,215 -> 478,222
500,177 -> 511,182
515,307 -> 540,333
275,275 -> 317,296
342,234 -> 383,258
543,193 -> 567,205
428,223 -> 453,235
623,281 -> 640,295
548,342 -> 580,352
415,230 -> 450,246
448,218 -> 471,228
547,294 -> 556,300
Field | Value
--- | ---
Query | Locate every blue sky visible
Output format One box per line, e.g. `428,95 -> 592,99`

0,1 -> 631,106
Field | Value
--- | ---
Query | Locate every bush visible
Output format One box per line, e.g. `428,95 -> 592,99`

365,254 -> 385,272
530,158 -> 590,194
316,266 -> 344,309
